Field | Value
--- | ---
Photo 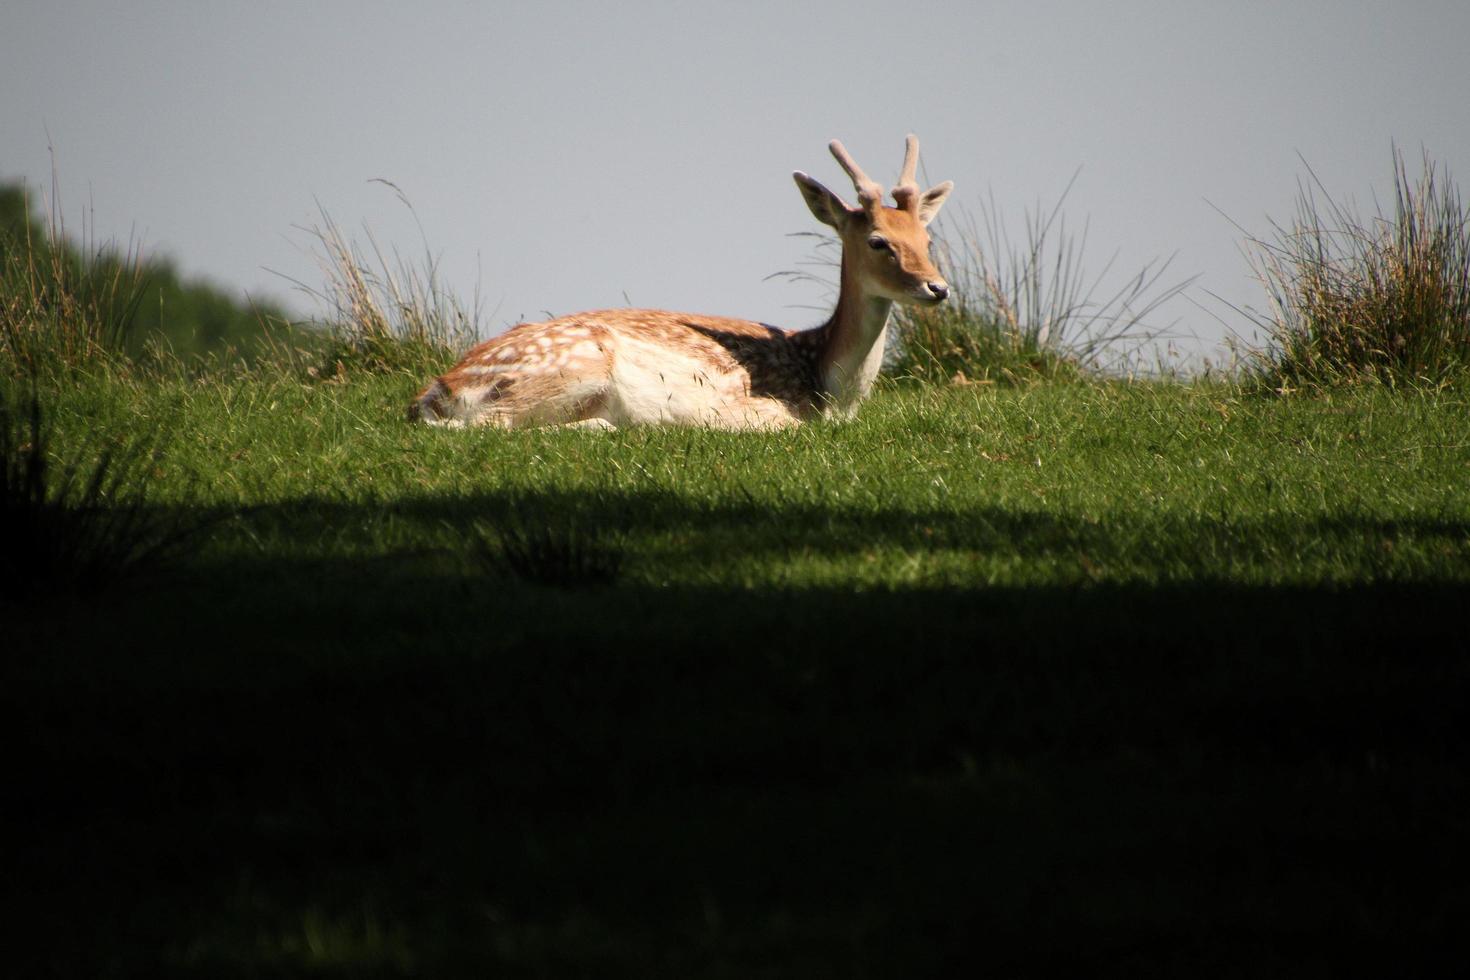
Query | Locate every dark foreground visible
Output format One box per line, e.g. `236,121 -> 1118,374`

7,556 -> 1469,977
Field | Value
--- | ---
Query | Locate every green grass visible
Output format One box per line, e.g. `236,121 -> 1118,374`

1,181 -> 290,367
1244,149 -> 1470,389
7,368 -> 1470,977
26,371 -> 1470,589
0,388 -> 207,597
6,156 -> 1470,976
289,191 -> 478,379
888,179 -> 1190,386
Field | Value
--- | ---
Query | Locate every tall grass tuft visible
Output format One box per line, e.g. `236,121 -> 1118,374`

0,183 -> 149,377
888,179 -> 1188,385
1245,149 -> 1470,389
470,502 -> 626,589
289,183 -> 480,378
0,387 -> 204,598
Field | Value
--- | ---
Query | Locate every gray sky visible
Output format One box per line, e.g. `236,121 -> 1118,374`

4,1 -> 1467,363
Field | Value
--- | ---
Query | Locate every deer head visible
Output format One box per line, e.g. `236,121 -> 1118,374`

792,134 -> 953,305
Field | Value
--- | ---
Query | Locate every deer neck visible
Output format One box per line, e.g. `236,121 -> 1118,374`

818,254 -> 893,416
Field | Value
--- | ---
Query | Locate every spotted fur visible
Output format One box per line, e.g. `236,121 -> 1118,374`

410,136 -> 952,430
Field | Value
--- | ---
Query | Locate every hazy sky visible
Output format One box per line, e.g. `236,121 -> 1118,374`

4,1 -> 1467,362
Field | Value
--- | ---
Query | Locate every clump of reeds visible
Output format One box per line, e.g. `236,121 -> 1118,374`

469,503 -> 625,589
1245,149 -> 1470,389
290,182 -> 480,378
0,182 -> 149,377
888,177 -> 1189,385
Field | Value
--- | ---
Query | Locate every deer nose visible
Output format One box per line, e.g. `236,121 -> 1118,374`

927,282 -> 949,301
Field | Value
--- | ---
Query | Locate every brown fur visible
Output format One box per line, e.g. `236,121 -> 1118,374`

410,136 -> 952,429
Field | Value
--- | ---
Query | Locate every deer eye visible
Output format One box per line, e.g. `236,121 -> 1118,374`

867,236 -> 890,251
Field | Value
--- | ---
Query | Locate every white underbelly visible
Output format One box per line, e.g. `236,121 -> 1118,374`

604,335 -> 798,428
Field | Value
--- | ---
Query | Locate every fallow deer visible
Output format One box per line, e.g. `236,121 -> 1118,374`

409,136 -> 952,429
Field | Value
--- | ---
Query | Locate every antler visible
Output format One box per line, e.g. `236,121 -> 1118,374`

828,139 -> 884,211
891,134 -> 921,212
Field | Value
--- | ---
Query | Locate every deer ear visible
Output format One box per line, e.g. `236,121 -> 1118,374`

793,172 -> 857,229
917,180 -> 953,226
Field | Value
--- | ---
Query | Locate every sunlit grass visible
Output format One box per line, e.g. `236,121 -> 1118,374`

23,370 -> 1470,592
284,183 -> 479,379
888,178 -> 1191,385
1242,148 -> 1470,389
0,183 -> 149,375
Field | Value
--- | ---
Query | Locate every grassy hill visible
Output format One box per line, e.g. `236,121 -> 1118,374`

4,156 -> 1469,974
6,368 -> 1468,976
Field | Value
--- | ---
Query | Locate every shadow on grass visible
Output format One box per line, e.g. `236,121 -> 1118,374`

222,484 -> 1470,579
7,488 -> 1470,977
